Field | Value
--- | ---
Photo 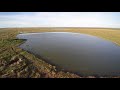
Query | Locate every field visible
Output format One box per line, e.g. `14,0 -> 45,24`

0,28 -> 120,78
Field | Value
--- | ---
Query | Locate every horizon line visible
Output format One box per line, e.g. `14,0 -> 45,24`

0,27 -> 120,29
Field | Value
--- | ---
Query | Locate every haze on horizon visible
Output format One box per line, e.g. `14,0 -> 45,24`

0,12 -> 120,28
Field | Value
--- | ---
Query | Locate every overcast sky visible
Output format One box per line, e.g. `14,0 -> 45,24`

0,12 -> 120,28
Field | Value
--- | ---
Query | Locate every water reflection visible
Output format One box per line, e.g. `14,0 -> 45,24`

17,32 -> 120,76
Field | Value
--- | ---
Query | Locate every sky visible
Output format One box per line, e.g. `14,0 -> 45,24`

0,12 -> 120,28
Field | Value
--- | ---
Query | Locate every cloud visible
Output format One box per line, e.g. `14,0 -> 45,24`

0,12 -> 120,28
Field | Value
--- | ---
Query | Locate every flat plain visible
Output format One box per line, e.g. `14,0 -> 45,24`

0,28 -> 120,78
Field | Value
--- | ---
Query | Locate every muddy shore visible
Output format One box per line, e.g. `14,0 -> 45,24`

1,28 -> 120,78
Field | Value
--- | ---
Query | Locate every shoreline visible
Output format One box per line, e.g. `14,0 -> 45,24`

19,43 -> 120,78
1,28 -> 120,78
18,42 -> 82,77
17,33 -> 120,78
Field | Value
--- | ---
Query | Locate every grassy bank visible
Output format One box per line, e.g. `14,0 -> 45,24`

13,28 -> 120,46
0,29 -> 79,78
0,28 -> 120,78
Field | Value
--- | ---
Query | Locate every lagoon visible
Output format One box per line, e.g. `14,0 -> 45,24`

17,32 -> 120,76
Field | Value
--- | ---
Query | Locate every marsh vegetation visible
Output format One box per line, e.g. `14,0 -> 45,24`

0,28 -> 120,78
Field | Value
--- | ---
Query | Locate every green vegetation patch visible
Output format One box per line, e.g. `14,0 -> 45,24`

0,28 -> 120,78
0,29 -> 79,78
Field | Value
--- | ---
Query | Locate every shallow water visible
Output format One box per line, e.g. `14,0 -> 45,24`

17,32 -> 120,76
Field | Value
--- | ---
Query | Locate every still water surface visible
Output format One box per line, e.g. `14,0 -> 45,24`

17,32 -> 120,76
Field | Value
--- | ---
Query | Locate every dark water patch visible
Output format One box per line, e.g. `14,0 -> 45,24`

17,32 -> 120,76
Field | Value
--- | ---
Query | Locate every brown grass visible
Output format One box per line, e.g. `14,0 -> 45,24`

0,27 -> 120,78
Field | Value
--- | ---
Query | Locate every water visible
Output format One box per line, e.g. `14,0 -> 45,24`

17,32 -> 120,76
